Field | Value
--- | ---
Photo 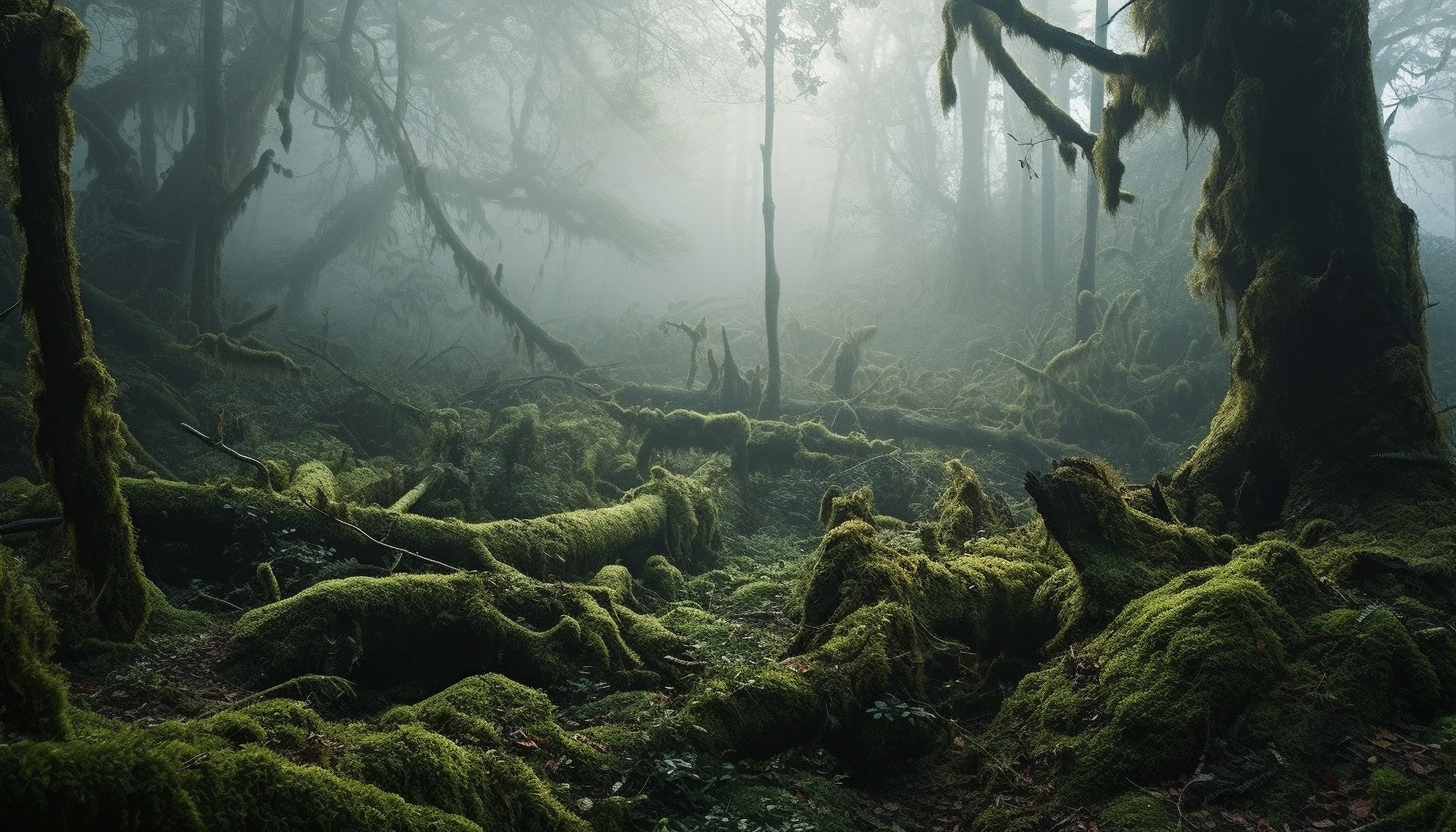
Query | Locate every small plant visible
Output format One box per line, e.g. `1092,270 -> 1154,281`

866,693 -> 934,724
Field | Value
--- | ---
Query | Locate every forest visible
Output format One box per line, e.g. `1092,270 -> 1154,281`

3,0 -> 1456,829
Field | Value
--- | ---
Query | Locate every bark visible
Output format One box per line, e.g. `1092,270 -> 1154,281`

188,0 -> 227,332
0,2 -> 149,639
942,0 -> 1452,534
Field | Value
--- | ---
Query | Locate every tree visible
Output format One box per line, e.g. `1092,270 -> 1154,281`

726,0 -> 876,414
0,0 -> 149,639
1071,0 -> 1106,342
940,0 -> 1451,533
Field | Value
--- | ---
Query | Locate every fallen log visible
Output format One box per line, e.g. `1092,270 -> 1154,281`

604,384 -> 1076,472
121,465 -> 718,582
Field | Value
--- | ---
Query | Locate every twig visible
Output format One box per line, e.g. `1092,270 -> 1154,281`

289,339 -> 429,425
179,422 -> 273,490
300,496 -> 465,573
0,516 -> 64,536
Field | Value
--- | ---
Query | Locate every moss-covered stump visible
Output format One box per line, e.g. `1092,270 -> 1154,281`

794,487 -> 1057,658
122,465 -> 718,582
221,567 -> 690,693
1025,457 -> 1232,637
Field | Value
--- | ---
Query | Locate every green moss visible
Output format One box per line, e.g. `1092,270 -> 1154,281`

589,564 -> 638,608
640,554 -> 687,603
254,561 -> 281,604
0,547 -> 70,739
1096,791 -> 1179,831
1303,606 -> 1440,720
188,333 -> 308,376
932,458 -> 1012,554
995,564 -> 1296,803
0,737 -> 204,831
334,725 -> 488,824
186,745 -> 479,831
223,572 -> 648,691
283,460 -> 339,509
1365,790 -> 1456,831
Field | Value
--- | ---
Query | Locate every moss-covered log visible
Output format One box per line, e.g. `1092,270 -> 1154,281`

1,2 -> 150,640
606,387 -> 1075,472
221,570 -> 684,690
121,465 -> 717,581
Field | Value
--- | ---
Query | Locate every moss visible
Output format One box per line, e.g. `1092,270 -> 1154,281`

334,724 -> 489,824
589,564 -> 638,608
222,572 -> 648,691
475,466 -> 718,578
480,404 -> 538,488
254,561 -> 281,604
1370,766 -> 1423,811
1365,790 -> 1456,831
640,554 -> 687,603
1025,457 -> 1231,636
0,737 -> 204,831
187,333 -> 308,376
1096,791 -> 1179,831
236,698 -> 325,751
994,563 -> 1296,804
283,459 -> 339,509
679,664 -> 822,758
186,745 -> 479,831
932,458 -> 1012,554
1303,607 -> 1440,720
0,546 -> 70,739
616,406 -> 749,474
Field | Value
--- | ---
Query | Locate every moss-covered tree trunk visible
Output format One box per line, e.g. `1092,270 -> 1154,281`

943,0 -> 1450,533
0,1 -> 149,639
1162,1 -> 1447,532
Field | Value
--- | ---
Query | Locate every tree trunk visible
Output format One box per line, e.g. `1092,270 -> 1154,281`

1165,1 -> 1448,532
761,0 -> 784,414
0,2 -> 149,640
188,0 -> 226,332
1072,0 -> 1107,342
953,41 -> 988,305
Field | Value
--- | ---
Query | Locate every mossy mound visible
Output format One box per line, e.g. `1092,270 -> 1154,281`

222,570 -> 650,692
991,563 -> 1297,805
